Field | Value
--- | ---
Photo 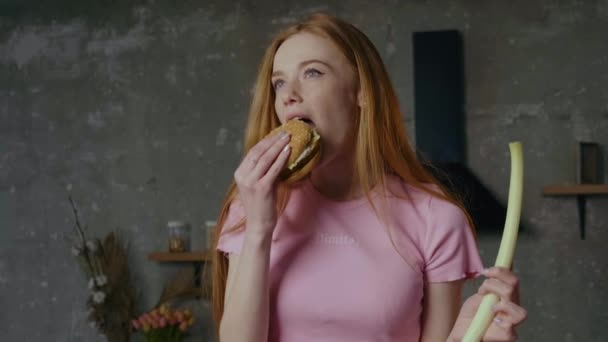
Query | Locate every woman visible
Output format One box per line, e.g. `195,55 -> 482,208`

211,13 -> 527,342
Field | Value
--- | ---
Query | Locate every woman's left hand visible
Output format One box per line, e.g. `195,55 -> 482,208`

449,267 -> 528,341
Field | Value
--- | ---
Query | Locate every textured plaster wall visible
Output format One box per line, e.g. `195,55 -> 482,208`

1,0 -> 607,341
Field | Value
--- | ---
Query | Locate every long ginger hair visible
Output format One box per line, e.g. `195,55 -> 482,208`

210,12 -> 474,337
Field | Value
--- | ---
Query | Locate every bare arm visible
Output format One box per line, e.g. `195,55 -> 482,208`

419,280 -> 463,342
218,131 -> 291,342
219,230 -> 273,342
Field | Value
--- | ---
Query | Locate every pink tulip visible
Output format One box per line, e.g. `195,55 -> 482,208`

142,313 -> 151,323
159,317 -> 167,328
176,311 -> 185,322
132,319 -> 141,330
179,321 -> 188,332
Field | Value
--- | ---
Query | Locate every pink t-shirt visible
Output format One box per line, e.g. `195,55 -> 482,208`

217,176 -> 484,342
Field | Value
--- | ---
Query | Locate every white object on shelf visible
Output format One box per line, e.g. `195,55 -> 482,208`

203,220 -> 217,249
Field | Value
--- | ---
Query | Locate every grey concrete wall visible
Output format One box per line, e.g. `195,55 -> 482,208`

1,0 -> 607,341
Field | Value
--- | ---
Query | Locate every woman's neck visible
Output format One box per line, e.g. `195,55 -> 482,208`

310,155 -> 363,201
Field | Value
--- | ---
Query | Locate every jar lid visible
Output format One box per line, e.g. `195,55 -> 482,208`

167,220 -> 186,228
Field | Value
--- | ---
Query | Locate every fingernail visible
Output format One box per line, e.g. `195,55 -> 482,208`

283,145 -> 291,152
280,132 -> 290,140
482,268 -> 490,275
494,317 -> 503,324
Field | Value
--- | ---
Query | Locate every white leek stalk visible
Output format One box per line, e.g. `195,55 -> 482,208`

461,142 -> 524,342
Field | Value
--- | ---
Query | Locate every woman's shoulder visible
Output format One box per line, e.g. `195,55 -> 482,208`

384,174 -> 438,201
384,175 -> 465,219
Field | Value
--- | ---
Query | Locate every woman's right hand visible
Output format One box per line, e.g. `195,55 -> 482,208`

233,130 -> 291,235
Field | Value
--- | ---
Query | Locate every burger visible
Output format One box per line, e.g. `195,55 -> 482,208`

270,119 -> 321,183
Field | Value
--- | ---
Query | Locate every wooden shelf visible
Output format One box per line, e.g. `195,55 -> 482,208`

543,184 -> 608,196
148,251 -> 211,262
542,183 -> 608,239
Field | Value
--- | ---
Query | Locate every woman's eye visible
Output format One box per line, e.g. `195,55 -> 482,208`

304,68 -> 323,78
273,79 -> 284,90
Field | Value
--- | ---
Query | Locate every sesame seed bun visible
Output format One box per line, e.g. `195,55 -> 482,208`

269,119 -> 321,184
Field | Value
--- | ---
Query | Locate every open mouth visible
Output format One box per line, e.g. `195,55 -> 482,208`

297,118 -> 315,126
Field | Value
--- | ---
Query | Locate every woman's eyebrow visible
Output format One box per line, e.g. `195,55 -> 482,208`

272,59 -> 333,77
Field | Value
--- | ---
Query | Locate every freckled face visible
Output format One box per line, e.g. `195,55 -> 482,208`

272,32 -> 360,164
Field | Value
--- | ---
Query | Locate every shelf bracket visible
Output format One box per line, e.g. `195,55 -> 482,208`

577,195 -> 586,240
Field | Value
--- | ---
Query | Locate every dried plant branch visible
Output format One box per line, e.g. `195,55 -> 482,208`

68,198 -> 136,342
156,268 -> 201,307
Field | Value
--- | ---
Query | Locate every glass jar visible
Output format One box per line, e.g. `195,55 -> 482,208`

204,220 -> 217,250
167,221 -> 191,252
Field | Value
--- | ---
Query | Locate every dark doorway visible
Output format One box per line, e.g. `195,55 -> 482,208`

413,30 -> 510,235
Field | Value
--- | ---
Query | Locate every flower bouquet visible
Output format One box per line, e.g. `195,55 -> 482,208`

68,197 -> 136,342
132,304 -> 195,342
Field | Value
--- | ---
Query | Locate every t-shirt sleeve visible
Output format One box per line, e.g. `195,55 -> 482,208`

422,197 -> 485,283
216,200 -> 246,255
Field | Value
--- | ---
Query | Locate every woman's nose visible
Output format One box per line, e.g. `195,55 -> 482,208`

280,81 -> 302,106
